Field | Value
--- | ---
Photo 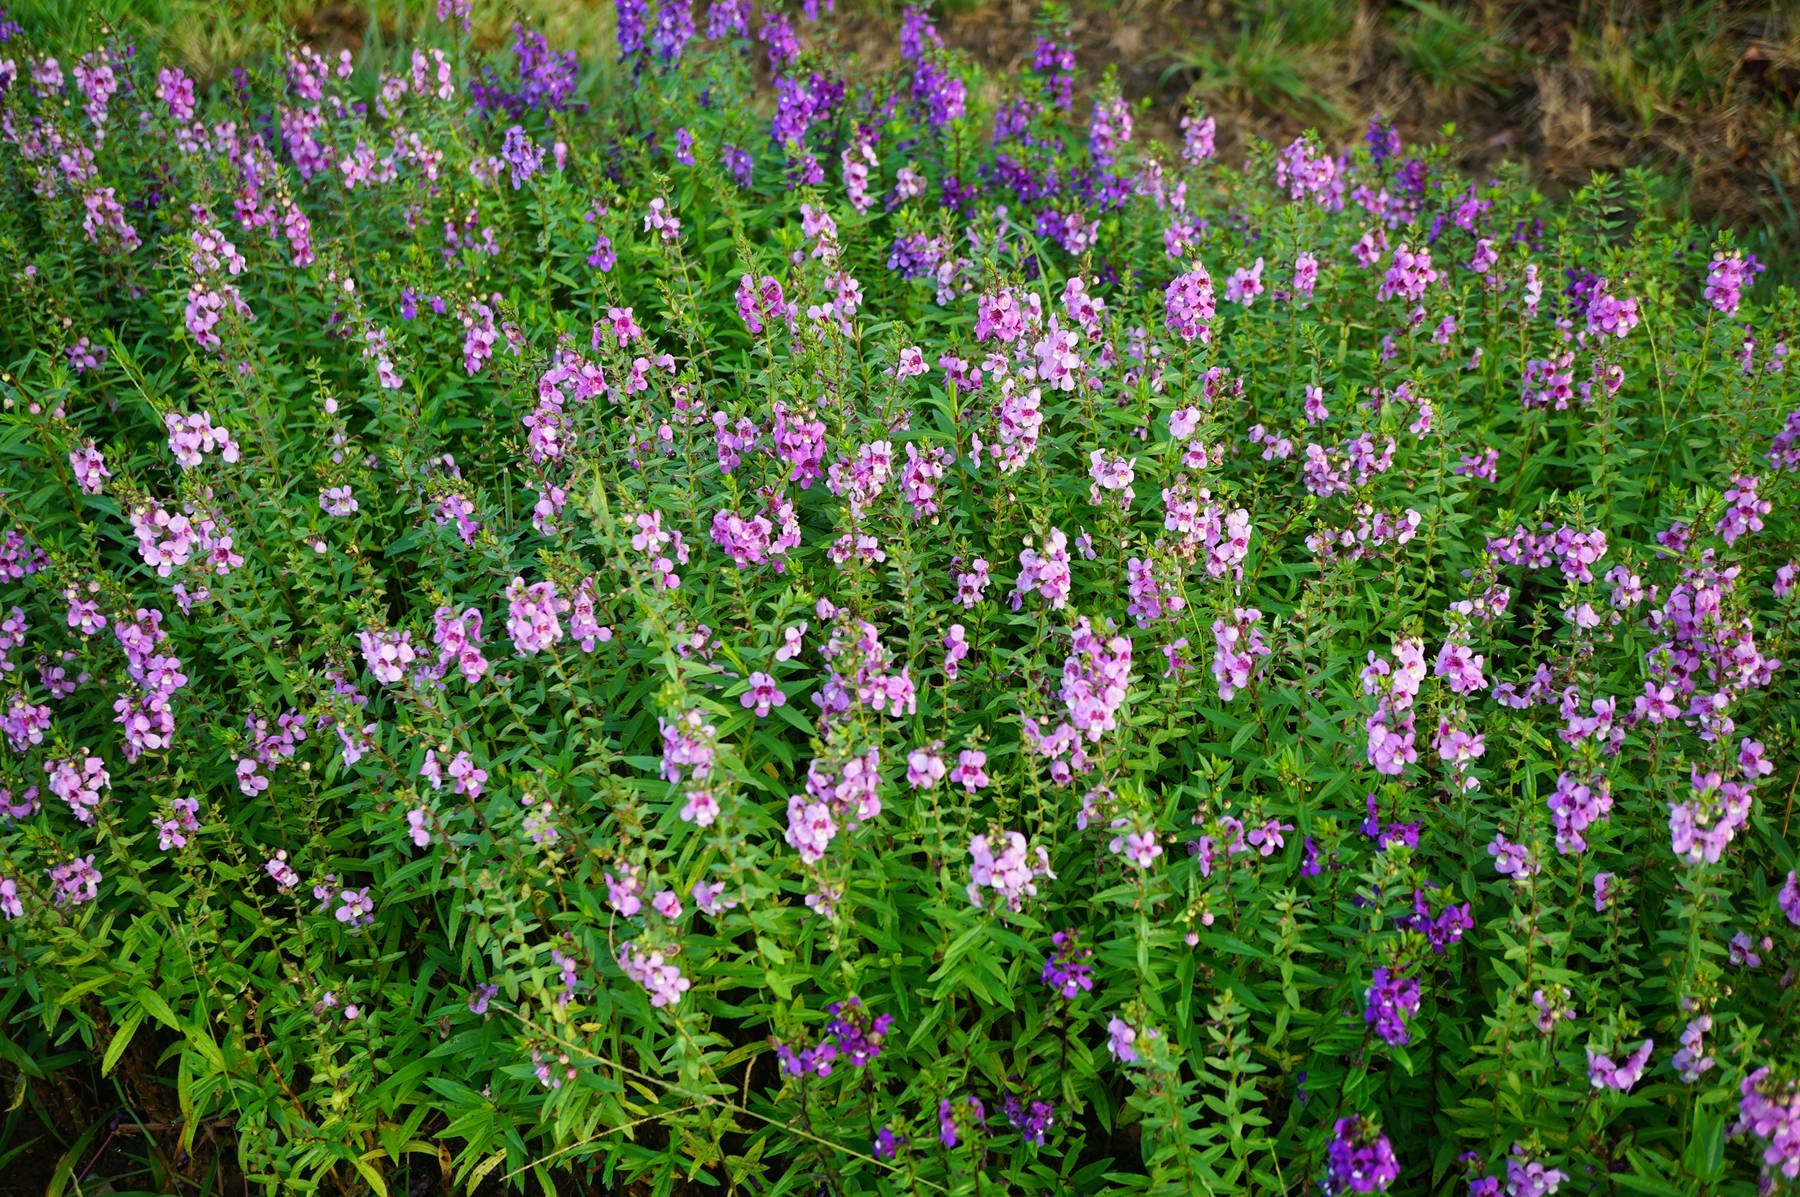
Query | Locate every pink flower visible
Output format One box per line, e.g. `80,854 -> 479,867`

1588,1039 -> 1654,1092
741,671 -> 786,717
775,622 -> 807,662
69,442 -> 111,493
1487,834 -> 1538,879
1108,817 -> 1162,868
907,746 -> 946,789
944,623 -> 971,679
1433,639 -> 1487,695
1164,265 -> 1215,343
1015,528 -> 1074,610
950,749 -> 989,792
679,789 -> 720,827
693,879 -> 736,915
1303,386 -> 1328,424
1106,1015 -> 1139,1063
447,751 -> 487,798
1224,257 -> 1265,306
785,794 -> 838,862
235,758 -> 269,796
335,887 -> 375,929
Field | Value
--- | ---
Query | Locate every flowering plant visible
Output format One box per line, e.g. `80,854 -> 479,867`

0,3 -> 1798,1194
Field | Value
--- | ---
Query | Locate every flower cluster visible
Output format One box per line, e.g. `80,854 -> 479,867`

2,7 -> 1797,1196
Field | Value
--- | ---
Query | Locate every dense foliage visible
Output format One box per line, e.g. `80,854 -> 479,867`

2,4 -> 1800,1194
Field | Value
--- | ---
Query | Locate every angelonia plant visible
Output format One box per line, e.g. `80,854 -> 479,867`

1,1 -> 1799,1194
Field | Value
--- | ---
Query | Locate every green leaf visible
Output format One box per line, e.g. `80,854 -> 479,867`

100,1008 -> 145,1076
135,987 -> 180,1031
353,1152 -> 392,1197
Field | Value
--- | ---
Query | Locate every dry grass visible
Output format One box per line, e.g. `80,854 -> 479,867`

1085,0 -> 1798,265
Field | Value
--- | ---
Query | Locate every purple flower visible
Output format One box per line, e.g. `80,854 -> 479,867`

498,125 -> 544,188
1041,930 -> 1094,999
1673,1015 -> 1715,1082
651,0 -> 695,62
1378,243 -> 1438,304
740,671 -> 785,717
873,1124 -> 905,1159
824,996 -> 895,1067
968,831 -> 1053,910
1366,113 -> 1401,166
1108,817 -> 1162,869
615,0 -> 651,56
906,744 -> 946,789
1502,1145 -> 1568,1195
938,1095 -> 985,1147
47,855 -> 102,906
1106,1015 -> 1140,1063
1732,1068 -> 1800,1192
1531,985 -> 1576,1033
911,59 -> 967,130
706,0 -> 750,37
899,4 -> 940,58
1547,771 -> 1612,855
1003,1088 -> 1055,1146
950,748 -> 990,792
691,879 -> 734,916
334,886 -> 375,930
617,941 -> 691,1007
1325,1115 -> 1399,1193
1729,930 -> 1770,968
551,948 -> 581,1005
722,143 -> 754,187
1486,833 -> 1538,880
1593,871 -> 1618,912
1164,265 -> 1215,343
1781,870 -> 1800,927
1089,92 -> 1132,166
1704,250 -> 1762,316
69,441 -> 111,493
1587,1038 -> 1654,1092
773,1036 -> 838,1077
1180,111 -> 1216,162
1363,967 -> 1421,1046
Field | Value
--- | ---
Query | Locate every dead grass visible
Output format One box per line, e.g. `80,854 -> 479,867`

905,0 -> 1800,266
